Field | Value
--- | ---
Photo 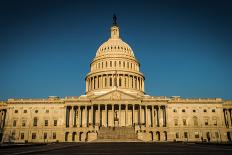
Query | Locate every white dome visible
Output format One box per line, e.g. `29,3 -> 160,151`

95,26 -> 135,58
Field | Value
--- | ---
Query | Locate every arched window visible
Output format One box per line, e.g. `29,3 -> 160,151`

114,76 -> 117,86
119,77 -> 122,87
135,78 -> 137,89
193,116 -> 198,126
110,77 -> 112,86
131,77 -> 133,88
125,78 -> 127,87
105,78 -> 107,87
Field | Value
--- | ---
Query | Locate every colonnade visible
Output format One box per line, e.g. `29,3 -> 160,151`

65,104 -> 167,128
223,109 -> 232,127
86,74 -> 144,92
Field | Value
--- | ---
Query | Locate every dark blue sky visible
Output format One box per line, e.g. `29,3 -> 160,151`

0,0 -> 232,100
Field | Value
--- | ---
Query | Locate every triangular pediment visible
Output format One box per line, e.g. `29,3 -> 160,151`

90,89 -> 143,101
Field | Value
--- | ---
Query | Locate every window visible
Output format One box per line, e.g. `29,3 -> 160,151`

44,133 -> 47,139
212,109 -> 216,112
183,119 -> 187,126
193,109 -> 196,112
22,120 -> 26,127
32,133 -> 36,139
46,110 -> 49,113
110,61 -> 112,67
105,78 -> 107,87
54,120 -> 57,126
45,120 -> 48,126
204,119 -> 209,126
176,132 -> 179,138
173,109 -> 177,112
35,110 -> 38,113
203,109 -> 207,112
114,61 -> 116,67
33,117 -> 38,126
124,78 -> 127,87
106,61 -> 108,67
119,78 -> 122,87
21,133 -> 24,139
195,132 -> 199,138
102,62 -> 103,68
184,132 -> 188,138
119,61 -> 121,67
215,132 -> 219,138
182,109 -> 186,112
213,118 -> 217,126
174,119 -> 178,126
193,116 -> 198,126
14,110 -> 18,113
24,110 -> 27,113
53,133 -> 56,139
12,132 -> 15,139
109,78 -> 112,86
13,120 -> 17,127
123,61 -> 125,67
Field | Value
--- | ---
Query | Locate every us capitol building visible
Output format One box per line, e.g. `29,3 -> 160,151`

0,16 -> 232,143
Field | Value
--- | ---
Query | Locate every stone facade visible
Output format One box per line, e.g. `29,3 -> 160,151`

1,18 -> 232,143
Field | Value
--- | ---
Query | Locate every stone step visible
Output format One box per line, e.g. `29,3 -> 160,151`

97,127 -> 138,142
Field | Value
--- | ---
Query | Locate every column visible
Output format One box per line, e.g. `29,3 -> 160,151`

230,109 -> 232,127
139,105 -> 142,125
91,105 -> 94,126
151,105 -> 154,127
85,106 -> 88,127
0,110 -> 2,128
69,106 -> 73,127
105,105 -> 108,127
119,104 -> 121,126
159,106 -> 163,127
125,104 -> 128,126
226,109 -> 231,127
98,104 -> 101,127
163,106 -> 166,127
112,105 -> 114,127
132,104 -> 135,126
156,107 -> 159,127
145,105 -> 148,127
74,107 -> 77,127
78,106 -> 81,127
65,106 -> 69,127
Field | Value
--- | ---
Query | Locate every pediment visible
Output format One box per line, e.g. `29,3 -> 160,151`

90,90 -> 143,101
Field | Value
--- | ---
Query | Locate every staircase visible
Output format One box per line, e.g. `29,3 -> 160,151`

96,127 -> 140,142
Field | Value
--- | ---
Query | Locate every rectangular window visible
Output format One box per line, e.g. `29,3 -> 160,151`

110,61 -> 112,67
24,110 -> 27,113
213,119 -> 217,126
22,120 -> 26,127
215,132 -> 219,138
184,132 -> 188,138
13,120 -> 17,127
53,133 -> 56,139
33,117 -> 38,126
176,132 -> 179,139
44,133 -> 47,139
21,133 -> 24,139
205,119 -> 208,126
32,133 -> 36,139
183,119 -> 187,126
54,120 -> 57,126
195,132 -> 199,138
45,120 -> 48,126
174,119 -> 178,126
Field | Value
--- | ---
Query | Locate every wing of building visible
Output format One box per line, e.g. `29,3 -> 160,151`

1,16 -> 232,143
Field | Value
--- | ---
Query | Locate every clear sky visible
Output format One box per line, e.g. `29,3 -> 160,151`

0,0 -> 232,100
